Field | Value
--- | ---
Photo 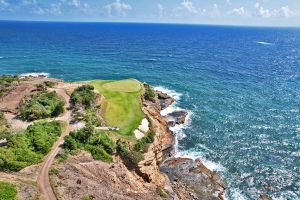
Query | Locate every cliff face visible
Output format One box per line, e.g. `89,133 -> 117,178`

137,91 -> 226,200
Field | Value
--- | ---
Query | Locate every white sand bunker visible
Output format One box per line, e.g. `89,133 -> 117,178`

134,118 -> 150,139
138,118 -> 149,133
134,130 -> 145,139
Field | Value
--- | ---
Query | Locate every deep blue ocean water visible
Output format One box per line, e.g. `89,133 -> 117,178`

0,21 -> 300,200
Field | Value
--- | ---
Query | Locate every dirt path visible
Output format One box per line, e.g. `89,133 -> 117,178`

38,87 -> 73,200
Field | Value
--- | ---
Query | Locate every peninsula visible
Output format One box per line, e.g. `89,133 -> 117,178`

0,75 -> 225,200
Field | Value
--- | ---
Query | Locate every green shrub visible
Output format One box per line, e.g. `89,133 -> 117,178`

0,181 -> 17,200
0,75 -> 19,97
35,83 -> 47,92
85,144 -> 112,163
0,112 -> 9,139
83,108 -> 102,126
81,196 -> 92,200
63,136 -> 78,151
70,125 -> 94,144
123,150 -> 144,165
25,121 -> 61,154
19,91 -> 65,121
134,132 -> 155,152
44,81 -> 56,88
158,188 -> 167,198
56,149 -> 69,162
116,141 -> 127,156
0,75 -> 19,85
89,132 -> 114,154
0,121 -> 61,171
71,85 -> 95,108
63,125 -> 114,163
143,83 -> 155,102
49,168 -> 58,175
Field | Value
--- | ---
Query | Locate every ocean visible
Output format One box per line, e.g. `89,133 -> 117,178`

0,21 -> 300,200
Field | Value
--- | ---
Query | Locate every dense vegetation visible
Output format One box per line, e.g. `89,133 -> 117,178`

71,85 -> 102,126
0,75 -> 19,97
116,140 -> 144,166
0,112 -> 9,139
134,132 -> 155,152
89,79 -> 143,136
63,125 -> 113,163
44,80 -> 56,88
143,83 -> 155,102
19,91 -> 65,121
0,121 -> 61,171
116,132 -> 155,166
0,181 -> 17,200
71,85 -> 96,107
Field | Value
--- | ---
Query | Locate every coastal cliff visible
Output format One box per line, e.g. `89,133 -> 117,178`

0,75 -> 225,200
138,89 -> 226,200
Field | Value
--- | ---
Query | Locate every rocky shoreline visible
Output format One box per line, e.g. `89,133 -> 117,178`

141,89 -> 226,200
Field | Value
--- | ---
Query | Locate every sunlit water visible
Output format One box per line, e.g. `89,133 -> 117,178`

1,22 -> 300,200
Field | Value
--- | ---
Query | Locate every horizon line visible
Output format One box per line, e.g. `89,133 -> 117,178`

0,19 -> 300,29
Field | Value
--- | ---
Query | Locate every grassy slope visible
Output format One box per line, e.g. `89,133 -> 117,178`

0,181 -> 17,200
89,79 -> 144,136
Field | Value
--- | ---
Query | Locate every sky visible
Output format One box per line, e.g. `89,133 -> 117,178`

0,0 -> 300,26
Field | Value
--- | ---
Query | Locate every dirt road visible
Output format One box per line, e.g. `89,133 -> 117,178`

38,87 -> 74,200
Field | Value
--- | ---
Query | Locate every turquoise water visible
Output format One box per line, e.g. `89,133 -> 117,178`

0,21 -> 300,200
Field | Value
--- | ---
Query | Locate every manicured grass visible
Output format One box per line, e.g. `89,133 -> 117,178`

89,79 -> 143,136
0,181 -> 17,200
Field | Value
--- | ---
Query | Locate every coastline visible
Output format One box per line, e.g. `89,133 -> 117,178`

143,86 -> 226,200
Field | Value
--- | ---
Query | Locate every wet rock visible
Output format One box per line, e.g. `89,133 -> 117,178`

258,194 -> 273,200
156,91 -> 175,110
167,110 -> 188,126
160,158 -> 225,200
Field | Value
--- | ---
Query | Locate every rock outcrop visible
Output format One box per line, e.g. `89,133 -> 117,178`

51,152 -> 172,200
160,158 -> 225,200
156,91 -> 175,110
167,110 -> 189,127
138,90 -> 225,200
258,194 -> 273,200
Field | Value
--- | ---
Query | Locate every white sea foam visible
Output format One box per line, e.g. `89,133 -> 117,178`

256,41 -> 274,45
250,125 -> 273,129
226,189 -> 249,200
175,150 -> 227,172
155,86 -> 227,173
273,191 -> 300,200
154,86 -> 181,101
20,72 -> 49,77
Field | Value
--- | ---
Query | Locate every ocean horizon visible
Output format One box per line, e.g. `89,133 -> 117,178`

1,21 -> 300,200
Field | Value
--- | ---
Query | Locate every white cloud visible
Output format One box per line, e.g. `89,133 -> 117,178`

254,2 -> 273,18
280,5 -> 295,18
69,0 -> 80,7
225,0 -> 231,5
104,0 -> 132,17
48,3 -> 62,15
211,3 -> 220,17
157,4 -> 164,17
229,7 -> 245,16
253,3 -> 297,19
174,0 -> 198,15
29,1 -> 62,15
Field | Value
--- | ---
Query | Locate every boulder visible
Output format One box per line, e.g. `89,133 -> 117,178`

167,110 -> 188,126
156,91 -> 175,110
258,195 -> 273,200
160,158 -> 225,200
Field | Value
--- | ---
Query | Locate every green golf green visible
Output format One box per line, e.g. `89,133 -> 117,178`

89,79 -> 144,136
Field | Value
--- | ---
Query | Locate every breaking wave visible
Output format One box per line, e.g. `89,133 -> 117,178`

19,72 -> 49,77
